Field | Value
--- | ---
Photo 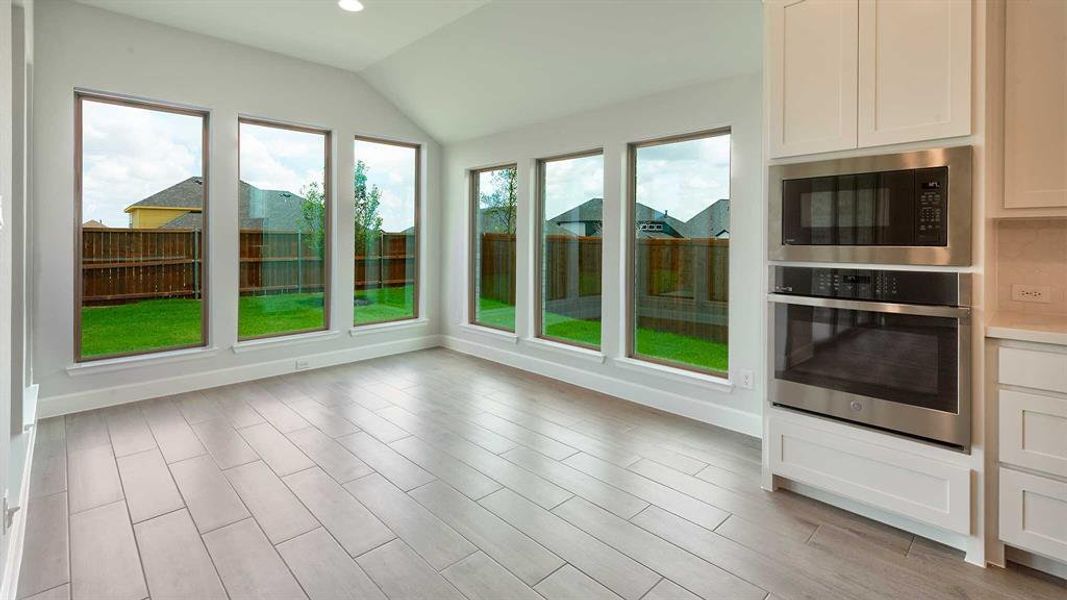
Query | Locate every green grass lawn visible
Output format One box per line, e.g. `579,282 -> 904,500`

476,296 -> 728,373
80,286 -> 416,359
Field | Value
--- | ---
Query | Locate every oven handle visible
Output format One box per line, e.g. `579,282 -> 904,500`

767,293 -> 971,319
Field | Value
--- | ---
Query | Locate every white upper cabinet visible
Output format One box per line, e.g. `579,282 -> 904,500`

1004,0 -> 1067,209
767,0 -> 858,158
858,0 -> 972,147
767,0 -> 972,159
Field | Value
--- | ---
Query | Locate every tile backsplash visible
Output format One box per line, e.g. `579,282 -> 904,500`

997,218 -> 1067,315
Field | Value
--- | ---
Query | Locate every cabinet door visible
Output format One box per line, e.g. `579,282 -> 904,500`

1000,467 -> 1067,562
766,0 -> 858,158
858,0 -> 972,147
1005,0 -> 1067,209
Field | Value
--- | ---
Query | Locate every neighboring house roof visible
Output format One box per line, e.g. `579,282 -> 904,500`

82,219 -> 109,228
633,203 -> 688,238
683,198 -> 730,238
125,176 -> 205,212
548,197 -> 603,224
126,176 -> 312,231
541,220 -> 574,236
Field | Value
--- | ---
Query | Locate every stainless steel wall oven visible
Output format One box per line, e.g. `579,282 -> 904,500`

769,266 -> 971,449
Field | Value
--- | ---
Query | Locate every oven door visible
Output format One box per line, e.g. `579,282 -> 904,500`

769,294 -> 971,449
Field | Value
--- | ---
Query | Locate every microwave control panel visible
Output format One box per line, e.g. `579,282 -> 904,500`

915,167 -> 948,245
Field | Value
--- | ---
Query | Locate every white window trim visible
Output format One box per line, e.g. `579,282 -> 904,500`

67,345 -> 221,376
522,336 -> 605,364
459,322 -> 520,344
350,317 -> 428,336
231,329 -> 340,354
612,356 -> 733,391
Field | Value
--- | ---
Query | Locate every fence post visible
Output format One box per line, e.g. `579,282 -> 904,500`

297,230 -> 303,294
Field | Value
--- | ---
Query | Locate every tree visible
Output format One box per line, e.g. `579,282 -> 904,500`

300,181 -> 326,258
481,167 -> 517,235
354,160 -> 384,254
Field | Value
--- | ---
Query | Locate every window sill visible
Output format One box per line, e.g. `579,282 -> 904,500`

67,345 -> 220,376
522,337 -> 605,364
350,318 -> 428,336
232,329 -> 340,354
459,323 -> 520,344
612,356 -> 733,391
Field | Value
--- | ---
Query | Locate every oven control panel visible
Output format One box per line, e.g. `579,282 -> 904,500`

772,266 -> 965,306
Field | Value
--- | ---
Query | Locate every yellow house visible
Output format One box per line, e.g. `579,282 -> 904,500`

124,176 -> 204,229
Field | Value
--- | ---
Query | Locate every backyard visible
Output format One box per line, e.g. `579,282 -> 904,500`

80,285 -> 415,358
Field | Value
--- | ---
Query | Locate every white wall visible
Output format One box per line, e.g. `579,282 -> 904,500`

440,73 -> 765,437
32,1 -> 442,416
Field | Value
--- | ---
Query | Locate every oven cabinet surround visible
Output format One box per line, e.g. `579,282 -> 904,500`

997,340 -> 1067,566
765,0 -> 972,158
766,409 -> 973,539
1002,0 -> 1067,210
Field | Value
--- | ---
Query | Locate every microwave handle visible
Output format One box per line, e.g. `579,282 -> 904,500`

767,293 -> 971,319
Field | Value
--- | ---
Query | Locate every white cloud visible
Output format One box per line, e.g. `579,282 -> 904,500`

354,139 -> 417,232
239,123 -> 326,195
635,134 -> 730,221
544,154 -> 604,219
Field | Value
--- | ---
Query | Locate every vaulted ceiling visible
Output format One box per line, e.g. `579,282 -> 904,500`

77,0 -> 763,143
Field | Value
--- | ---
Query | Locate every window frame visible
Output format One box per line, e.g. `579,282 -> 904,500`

73,90 -> 211,363
534,148 -> 604,350
236,116 -> 333,341
626,127 -> 732,377
352,134 -> 422,327
468,162 -> 519,332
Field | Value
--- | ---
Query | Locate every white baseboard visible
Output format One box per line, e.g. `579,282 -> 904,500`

1005,546 -> 1067,581
38,335 -> 443,418
441,335 -> 761,438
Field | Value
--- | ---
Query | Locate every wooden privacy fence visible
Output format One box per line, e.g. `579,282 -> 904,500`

81,228 -> 415,305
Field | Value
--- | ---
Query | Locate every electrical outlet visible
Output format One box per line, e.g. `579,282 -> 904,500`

1011,284 -> 1052,304
737,369 -> 755,390
295,359 -> 310,371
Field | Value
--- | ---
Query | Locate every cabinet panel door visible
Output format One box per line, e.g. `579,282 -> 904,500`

767,0 -> 858,158
1000,467 -> 1067,562
1005,0 -> 1067,209
999,388 -> 1067,478
858,0 -> 972,147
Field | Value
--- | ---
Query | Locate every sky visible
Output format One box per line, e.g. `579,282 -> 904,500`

81,100 -> 203,228
354,139 -> 417,232
636,133 -> 731,221
239,122 -> 325,198
543,154 -> 603,220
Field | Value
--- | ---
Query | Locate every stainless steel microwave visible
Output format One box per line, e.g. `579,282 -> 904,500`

769,147 -> 972,266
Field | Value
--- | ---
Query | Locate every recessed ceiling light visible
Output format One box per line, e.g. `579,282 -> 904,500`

338,0 -> 364,12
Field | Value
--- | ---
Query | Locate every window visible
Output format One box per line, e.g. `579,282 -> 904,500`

470,165 -> 518,331
353,137 -> 419,326
537,151 -> 604,349
75,93 -> 208,361
238,119 -> 329,340
629,130 -> 731,374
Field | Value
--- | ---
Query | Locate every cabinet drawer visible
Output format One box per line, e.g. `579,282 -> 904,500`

1000,467 -> 1067,562
1000,389 -> 1067,478
1000,346 -> 1067,393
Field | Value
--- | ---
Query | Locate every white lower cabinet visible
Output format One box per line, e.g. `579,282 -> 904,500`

999,468 -> 1067,561
768,415 -> 971,533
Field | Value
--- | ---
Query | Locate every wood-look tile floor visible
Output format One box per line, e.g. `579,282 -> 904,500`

17,348 -> 1067,600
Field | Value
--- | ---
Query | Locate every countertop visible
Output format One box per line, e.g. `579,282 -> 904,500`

986,311 -> 1067,346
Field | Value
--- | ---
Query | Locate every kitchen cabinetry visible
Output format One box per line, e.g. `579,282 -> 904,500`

1004,0 -> 1067,209
766,0 -> 972,158
998,342 -> 1067,565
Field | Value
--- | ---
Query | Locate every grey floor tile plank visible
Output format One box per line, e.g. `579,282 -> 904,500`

175,391 -> 225,424
468,411 -> 579,460
224,460 -> 318,544
409,480 -> 563,586
390,435 -> 502,500
479,488 -> 659,600
344,473 -> 476,570
355,539 -> 466,600
28,450 -> 66,500
134,509 -> 226,600
140,398 -> 207,464
67,444 -> 123,514
568,420 -> 707,475
283,467 -> 394,557
168,454 -> 250,533
22,584 -> 70,600
534,565 -> 623,600
277,528 -> 387,600
332,401 -> 410,442
416,408 -> 519,454
104,406 -> 157,458
191,418 -> 258,470
202,518 -> 308,600
631,506 -> 852,600
237,422 -> 315,476
64,412 -> 110,452
69,501 -> 147,600
553,496 -> 766,600
502,446 -> 649,518
336,431 -> 434,491
641,578 -> 701,600
441,551 -> 543,600
563,452 -> 730,532
286,426 -> 373,483
286,399 -> 360,438
33,418 -> 67,460
201,385 -> 267,428
16,492 -> 69,599
116,448 -> 184,523
246,395 -> 311,433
